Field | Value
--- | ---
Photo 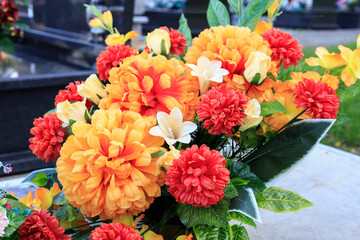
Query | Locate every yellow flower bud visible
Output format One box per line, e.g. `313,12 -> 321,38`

146,29 -> 171,55
239,99 -> 263,131
77,74 -> 106,105
244,51 -> 271,85
56,100 -> 89,127
268,1 -> 278,22
105,30 -> 139,46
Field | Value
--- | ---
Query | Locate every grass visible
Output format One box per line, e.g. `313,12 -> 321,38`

301,42 -> 360,154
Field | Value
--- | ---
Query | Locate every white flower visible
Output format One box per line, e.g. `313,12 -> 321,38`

239,99 -> 263,131
56,100 -> 90,127
187,56 -> 229,94
0,208 -> 9,237
149,107 -> 197,146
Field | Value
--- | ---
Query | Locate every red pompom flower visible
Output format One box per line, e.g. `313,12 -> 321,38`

262,28 -> 303,68
197,85 -> 248,136
29,113 -> 67,162
166,144 -> 230,207
90,223 -> 144,240
160,26 -> 187,55
54,81 -> 92,108
96,44 -> 137,81
18,209 -> 70,240
0,0 -> 18,24
294,78 -> 340,119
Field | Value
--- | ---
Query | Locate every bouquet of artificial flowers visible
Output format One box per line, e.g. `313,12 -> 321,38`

1,0 -> 359,239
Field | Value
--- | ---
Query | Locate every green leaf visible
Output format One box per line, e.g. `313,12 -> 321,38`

84,110 -> 91,124
84,4 -> 103,18
177,198 -> 230,228
224,182 -> 239,199
194,223 -> 232,240
267,72 -> 277,81
227,211 -> 257,227
14,20 -> 30,30
256,187 -> 313,213
207,0 -> 230,27
337,80 -> 360,101
52,192 -> 68,206
160,39 -> 169,55
55,204 -> 78,222
178,14 -> 192,48
30,173 -> 48,187
260,100 -> 287,117
230,177 -> 250,188
232,225 -> 250,240
2,209 -> 26,238
228,161 -> 266,193
243,119 -> 335,184
229,187 -> 261,223
0,37 -> 14,53
69,119 -> 76,127
228,0 -> 244,14
151,150 -> 165,159
237,0 -> 276,30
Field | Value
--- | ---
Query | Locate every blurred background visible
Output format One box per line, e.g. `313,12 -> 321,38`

1,0 -> 360,176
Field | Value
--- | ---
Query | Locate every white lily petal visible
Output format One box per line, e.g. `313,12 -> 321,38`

186,63 -> 197,71
157,111 -> 172,133
165,137 -> 177,146
179,121 -> 197,136
177,134 -> 191,144
149,126 -> 166,137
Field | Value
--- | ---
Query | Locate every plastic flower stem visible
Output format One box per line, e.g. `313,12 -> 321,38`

277,107 -> 309,133
64,219 -> 105,232
246,84 -> 253,94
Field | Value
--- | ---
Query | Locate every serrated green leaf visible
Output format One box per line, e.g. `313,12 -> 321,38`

55,204 -> 78,222
52,192 -> 68,206
207,0 -> 230,27
228,0 -> 244,14
228,211 -> 257,227
244,119 -> 335,184
229,187 -> 261,223
84,4 -> 103,18
178,14 -> 192,48
237,0 -> 276,30
256,187 -> 313,213
177,198 -> 230,228
228,161 -> 266,193
30,173 -> 48,187
232,224 -> 250,240
260,100 -> 286,117
194,223 -> 232,240
224,182 -> 239,199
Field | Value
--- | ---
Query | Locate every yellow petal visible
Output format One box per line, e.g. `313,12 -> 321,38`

254,20 -> 273,35
101,10 -> 113,30
341,67 -> 357,86
89,17 -> 105,29
268,1 -> 278,21
357,34 -> 360,49
305,57 -> 322,67
113,214 -> 134,226
34,188 -> 53,210
20,191 -> 34,208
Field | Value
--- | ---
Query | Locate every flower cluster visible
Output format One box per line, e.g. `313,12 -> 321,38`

22,3 -> 354,240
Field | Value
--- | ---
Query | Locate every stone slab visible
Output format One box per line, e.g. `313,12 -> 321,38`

246,144 -> 360,240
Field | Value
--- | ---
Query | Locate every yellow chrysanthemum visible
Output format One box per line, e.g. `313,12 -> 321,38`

184,25 -> 277,102
99,53 -> 199,121
56,109 -> 165,220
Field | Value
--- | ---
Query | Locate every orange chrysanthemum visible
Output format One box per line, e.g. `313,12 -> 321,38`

99,54 -> 199,121
56,109 -> 165,220
29,113 -> 67,162
184,25 -> 277,103
18,209 -> 70,240
90,223 -> 143,240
